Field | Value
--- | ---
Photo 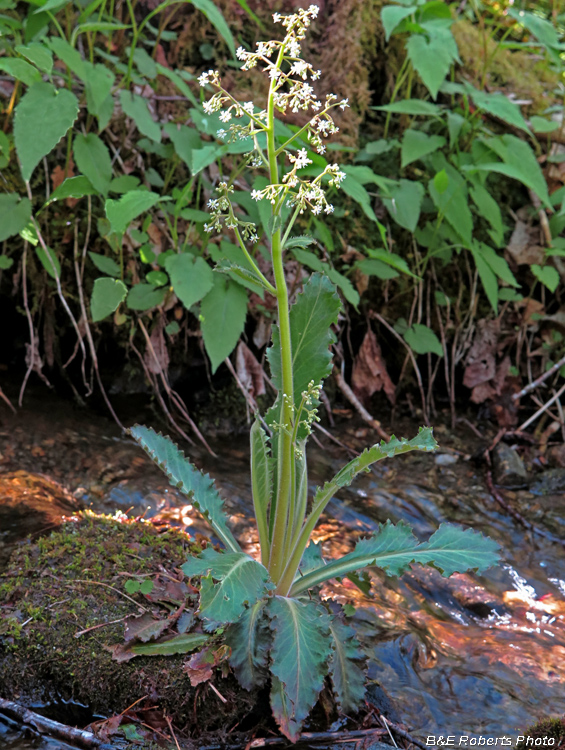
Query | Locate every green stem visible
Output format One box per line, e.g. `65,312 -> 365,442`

266,44 -> 295,585
383,56 -> 410,139
233,226 -> 277,295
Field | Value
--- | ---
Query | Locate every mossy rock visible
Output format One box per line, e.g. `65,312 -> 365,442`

516,716 -> 565,749
0,512 -> 258,740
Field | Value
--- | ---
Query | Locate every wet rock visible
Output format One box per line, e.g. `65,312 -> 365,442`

434,453 -> 459,466
530,468 -> 565,496
0,471 -> 79,569
547,443 -> 565,469
493,444 -> 527,486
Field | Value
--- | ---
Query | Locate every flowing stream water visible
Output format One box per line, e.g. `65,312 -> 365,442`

1,395 -> 565,747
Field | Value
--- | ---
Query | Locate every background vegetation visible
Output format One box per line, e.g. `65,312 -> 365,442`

0,0 -> 564,444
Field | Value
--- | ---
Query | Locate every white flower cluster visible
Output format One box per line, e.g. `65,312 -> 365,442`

197,5 -> 349,225
204,182 -> 258,243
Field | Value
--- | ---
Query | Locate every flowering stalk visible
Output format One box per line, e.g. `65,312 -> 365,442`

199,5 -> 348,588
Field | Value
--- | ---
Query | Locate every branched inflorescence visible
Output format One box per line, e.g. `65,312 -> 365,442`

199,5 -> 348,233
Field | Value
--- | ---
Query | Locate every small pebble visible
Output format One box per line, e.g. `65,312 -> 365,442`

435,453 -> 459,466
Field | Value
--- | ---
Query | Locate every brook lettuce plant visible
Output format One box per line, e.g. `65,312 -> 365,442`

131,6 -> 499,742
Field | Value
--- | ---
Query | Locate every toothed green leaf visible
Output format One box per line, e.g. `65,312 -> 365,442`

267,272 -> 341,416
311,427 -> 437,517
182,548 -> 272,630
225,600 -> 271,690
129,425 -> 240,553
268,596 -> 332,742
328,617 -> 366,713
291,521 -> 500,596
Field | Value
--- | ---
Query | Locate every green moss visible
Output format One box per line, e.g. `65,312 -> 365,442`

516,717 -> 565,749
0,512 -> 256,736
453,20 -> 558,112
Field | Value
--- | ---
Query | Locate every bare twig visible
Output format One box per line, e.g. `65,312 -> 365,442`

137,317 -> 216,456
512,352 -> 565,401
224,355 -> 272,435
333,365 -> 390,441
73,224 -> 124,428
371,311 -> 429,423
128,334 -> 198,450
0,383 -> 16,413
0,698 -> 115,749
26,183 -> 89,390
18,243 -> 39,406
64,579 -> 149,612
248,727 -> 387,748
485,470 -> 565,547
74,616 -> 129,638
518,381 -> 565,432
379,716 -> 428,750
529,189 -> 553,247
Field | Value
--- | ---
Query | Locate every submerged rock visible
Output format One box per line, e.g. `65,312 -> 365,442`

493,444 -> 527,486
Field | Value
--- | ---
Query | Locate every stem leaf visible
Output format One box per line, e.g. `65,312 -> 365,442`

129,425 -> 241,553
267,272 -> 341,414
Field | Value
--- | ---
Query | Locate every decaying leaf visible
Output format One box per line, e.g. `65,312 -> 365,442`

183,644 -> 229,687
464,322 -> 519,425
105,632 -> 209,662
236,341 -> 266,398
463,320 -> 499,390
506,211 -> 545,267
124,613 -> 169,644
252,315 -> 271,349
351,328 -> 396,405
144,317 -> 169,376
142,574 -> 190,605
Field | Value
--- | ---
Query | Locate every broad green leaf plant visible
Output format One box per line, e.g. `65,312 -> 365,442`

128,6 -> 500,742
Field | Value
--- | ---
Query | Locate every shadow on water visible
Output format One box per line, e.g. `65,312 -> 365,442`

1,398 -> 565,745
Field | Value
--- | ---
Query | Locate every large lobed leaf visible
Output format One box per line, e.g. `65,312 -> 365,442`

267,273 -> 341,414
182,548 -> 272,631
290,520 -> 500,596
268,596 -> 332,742
129,425 -> 240,553
225,600 -> 271,690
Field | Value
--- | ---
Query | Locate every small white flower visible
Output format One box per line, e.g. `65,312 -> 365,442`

219,110 -> 232,122
317,144 -> 326,154
243,101 -> 255,114
269,67 -> 281,80
308,4 -> 319,18
324,203 -> 334,214
339,98 -> 349,110
198,72 -> 209,87
236,46 -> 248,60
216,128 -> 227,139
291,60 -> 309,79
251,190 -> 262,201
273,12 -> 281,22
294,148 -> 311,169
203,100 -> 214,114
288,39 -> 301,58
311,70 -> 321,81
312,204 -> 322,215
